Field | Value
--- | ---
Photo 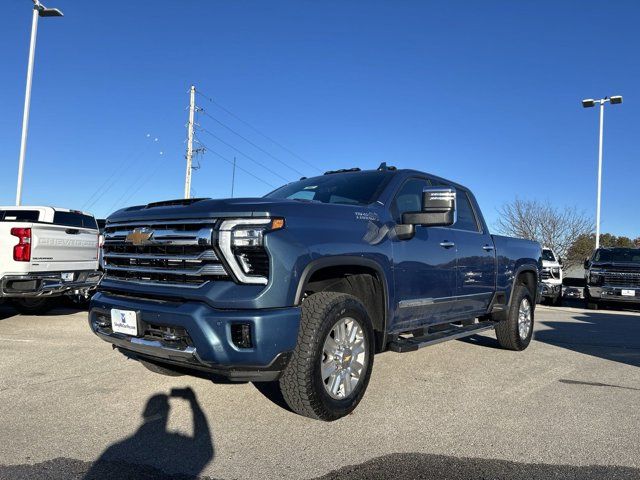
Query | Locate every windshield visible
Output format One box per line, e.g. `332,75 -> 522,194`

265,171 -> 393,206
594,248 -> 640,264
542,249 -> 556,262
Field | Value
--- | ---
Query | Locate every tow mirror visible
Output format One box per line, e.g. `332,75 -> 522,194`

402,187 -> 456,228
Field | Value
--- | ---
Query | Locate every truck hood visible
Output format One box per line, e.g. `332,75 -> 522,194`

107,197 -> 370,224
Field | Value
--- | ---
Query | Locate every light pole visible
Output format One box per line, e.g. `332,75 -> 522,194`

581,95 -> 623,250
15,0 -> 63,206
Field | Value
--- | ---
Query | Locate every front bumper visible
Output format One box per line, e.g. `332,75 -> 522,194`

89,292 -> 301,381
1,271 -> 103,298
586,285 -> 640,303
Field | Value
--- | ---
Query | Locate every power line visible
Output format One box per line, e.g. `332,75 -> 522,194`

196,89 -> 321,173
196,138 -> 277,189
84,135 -> 159,211
199,108 -> 306,177
81,137 -> 153,210
197,125 -> 292,183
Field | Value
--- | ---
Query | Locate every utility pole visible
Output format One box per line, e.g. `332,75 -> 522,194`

231,156 -> 236,198
16,1 -> 63,206
184,85 -> 196,199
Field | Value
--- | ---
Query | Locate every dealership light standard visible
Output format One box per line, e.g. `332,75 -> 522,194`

15,0 -> 64,206
581,95 -> 623,250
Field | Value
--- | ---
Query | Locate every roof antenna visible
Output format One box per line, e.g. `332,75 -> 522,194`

377,162 -> 387,170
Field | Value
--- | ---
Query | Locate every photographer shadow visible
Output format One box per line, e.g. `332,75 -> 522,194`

84,387 -> 214,479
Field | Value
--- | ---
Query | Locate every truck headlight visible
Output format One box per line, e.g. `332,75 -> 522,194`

589,270 -> 603,285
218,218 -> 284,285
551,267 -> 560,275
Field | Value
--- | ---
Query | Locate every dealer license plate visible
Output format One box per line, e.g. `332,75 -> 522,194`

111,309 -> 139,336
621,289 -> 636,297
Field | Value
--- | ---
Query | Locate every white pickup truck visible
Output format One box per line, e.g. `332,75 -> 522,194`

0,206 -> 102,314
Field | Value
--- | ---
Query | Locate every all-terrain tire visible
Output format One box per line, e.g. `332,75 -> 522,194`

279,292 -> 375,421
495,283 -> 534,351
11,297 -> 56,315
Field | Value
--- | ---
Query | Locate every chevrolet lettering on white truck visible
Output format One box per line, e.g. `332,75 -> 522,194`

0,206 -> 102,314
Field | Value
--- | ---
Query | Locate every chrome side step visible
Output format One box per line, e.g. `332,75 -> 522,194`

388,320 -> 496,353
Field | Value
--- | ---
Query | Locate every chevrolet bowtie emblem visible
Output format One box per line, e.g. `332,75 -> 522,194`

126,227 -> 153,246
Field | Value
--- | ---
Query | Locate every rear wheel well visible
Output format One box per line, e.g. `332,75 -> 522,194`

302,265 -> 386,352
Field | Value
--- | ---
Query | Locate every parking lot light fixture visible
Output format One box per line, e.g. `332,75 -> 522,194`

581,95 -> 623,250
15,0 -> 64,206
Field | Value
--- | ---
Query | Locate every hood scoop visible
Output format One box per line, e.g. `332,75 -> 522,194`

145,198 -> 211,209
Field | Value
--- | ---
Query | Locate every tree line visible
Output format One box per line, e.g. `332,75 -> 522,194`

495,198 -> 639,270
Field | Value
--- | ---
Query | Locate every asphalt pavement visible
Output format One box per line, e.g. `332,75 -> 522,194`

0,300 -> 638,479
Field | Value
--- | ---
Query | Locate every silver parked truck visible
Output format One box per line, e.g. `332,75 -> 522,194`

0,206 -> 102,314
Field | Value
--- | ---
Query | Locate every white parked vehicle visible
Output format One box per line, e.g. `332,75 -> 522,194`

540,247 -> 563,305
0,206 -> 102,314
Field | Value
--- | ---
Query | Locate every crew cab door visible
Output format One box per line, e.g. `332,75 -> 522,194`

449,189 -> 496,315
391,178 -> 457,329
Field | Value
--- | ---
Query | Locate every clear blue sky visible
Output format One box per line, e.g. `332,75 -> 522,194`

1,1 -> 638,237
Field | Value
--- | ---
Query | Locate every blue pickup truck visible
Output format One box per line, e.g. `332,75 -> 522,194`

89,164 -> 541,420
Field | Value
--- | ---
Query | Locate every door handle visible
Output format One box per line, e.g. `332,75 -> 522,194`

439,241 -> 455,249
482,245 -> 494,251
65,229 -> 80,235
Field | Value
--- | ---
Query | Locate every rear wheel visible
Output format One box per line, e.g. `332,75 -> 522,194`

11,297 -> 56,315
279,292 -> 375,421
495,283 -> 534,351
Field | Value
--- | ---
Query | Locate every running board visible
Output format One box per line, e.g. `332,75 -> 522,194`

388,321 -> 496,353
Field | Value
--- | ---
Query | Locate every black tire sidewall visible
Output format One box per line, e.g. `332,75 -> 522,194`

511,286 -> 534,350
310,298 -> 375,419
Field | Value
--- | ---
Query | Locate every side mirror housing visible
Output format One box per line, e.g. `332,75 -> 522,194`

402,187 -> 456,227
583,258 -> 590,269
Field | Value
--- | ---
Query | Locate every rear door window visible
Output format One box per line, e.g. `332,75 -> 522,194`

53,211 -> 98,229
0,210 -> 40,222
454,191 -> 480,232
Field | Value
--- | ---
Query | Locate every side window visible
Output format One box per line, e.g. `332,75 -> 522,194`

454,191 -> 480,232
391,178 -> 431,222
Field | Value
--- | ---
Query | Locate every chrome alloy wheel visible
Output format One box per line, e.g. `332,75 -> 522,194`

321,317 -> 367,400
518,297 -> 532,339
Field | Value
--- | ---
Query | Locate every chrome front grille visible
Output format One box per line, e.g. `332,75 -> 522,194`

103,219 -> 228,287
603,271 -> 640,288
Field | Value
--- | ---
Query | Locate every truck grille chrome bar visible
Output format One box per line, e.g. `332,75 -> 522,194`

103,220 -> 228,287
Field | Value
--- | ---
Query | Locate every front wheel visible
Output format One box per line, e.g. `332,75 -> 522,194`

495,284 -> 534,351
279,292 -> 375,421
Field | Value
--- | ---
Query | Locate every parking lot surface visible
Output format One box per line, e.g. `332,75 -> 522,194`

0,302 -> 638,479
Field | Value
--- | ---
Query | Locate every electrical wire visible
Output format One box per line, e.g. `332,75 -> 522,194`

196,89 -> 322,173
199,109 -> 306,177
84,135 -> 159,211
196,138 -> 277,189
197,126 -> 291,183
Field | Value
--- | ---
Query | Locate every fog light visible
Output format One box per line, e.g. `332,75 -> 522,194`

231,323 -> 253,349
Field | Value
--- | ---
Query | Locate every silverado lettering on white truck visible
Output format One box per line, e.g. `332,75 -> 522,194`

89,165 -> 542,420
0,206 -> 102,314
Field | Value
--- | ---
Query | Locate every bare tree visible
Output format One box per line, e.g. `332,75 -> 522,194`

495,199 -> 593,269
